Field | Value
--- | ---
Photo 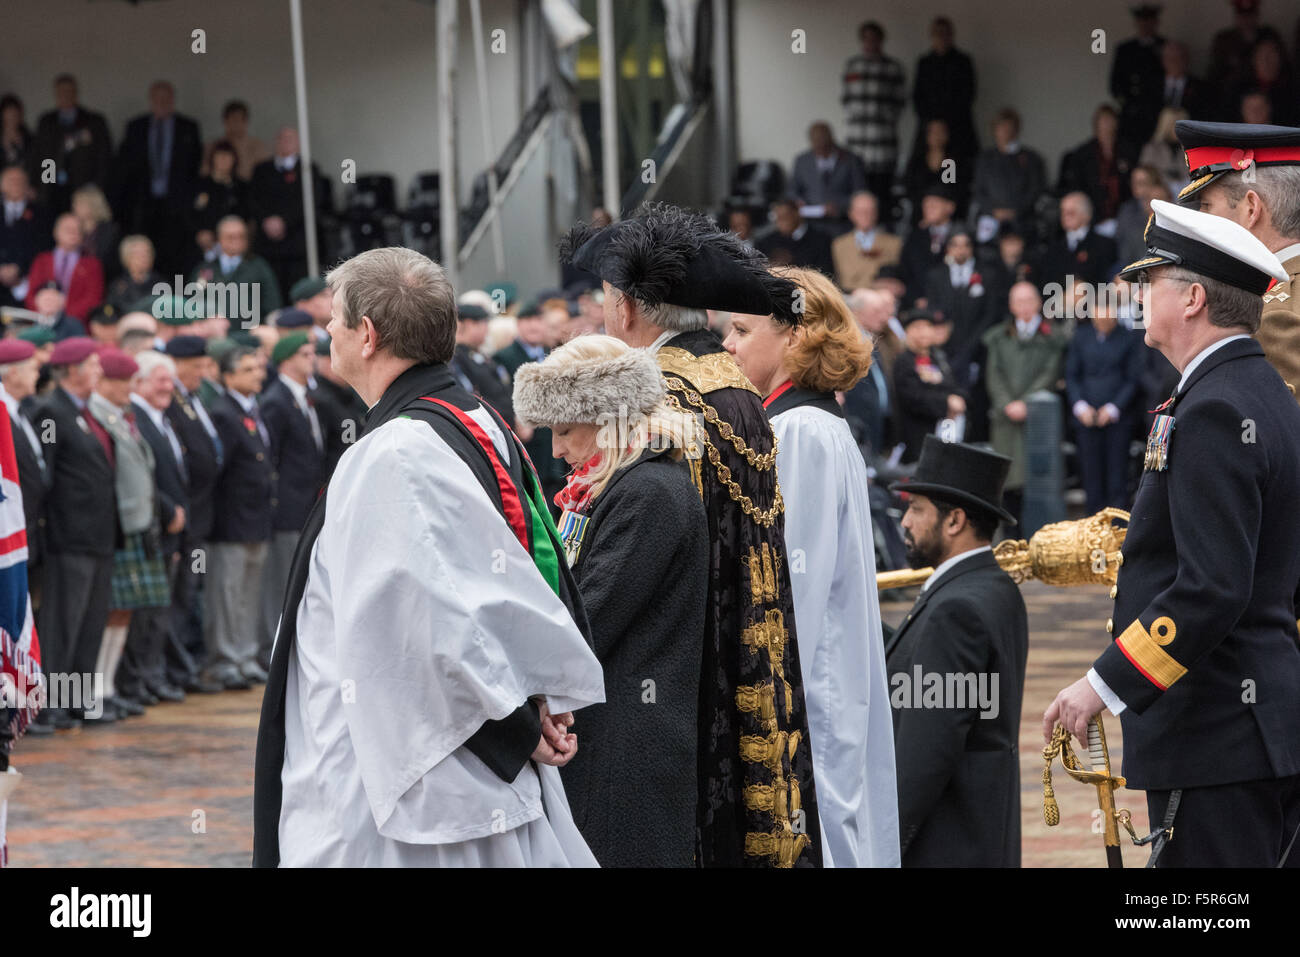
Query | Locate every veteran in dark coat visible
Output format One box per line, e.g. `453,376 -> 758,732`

886,437 -> 1027,867
562,203 -> 823,867
1046,199 -> 1300,867
513,336 -> 708,867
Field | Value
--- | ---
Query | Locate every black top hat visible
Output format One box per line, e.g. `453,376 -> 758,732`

890,435 -> 1017,525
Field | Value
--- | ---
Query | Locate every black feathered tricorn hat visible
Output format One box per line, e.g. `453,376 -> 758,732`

558,202 -> 802,324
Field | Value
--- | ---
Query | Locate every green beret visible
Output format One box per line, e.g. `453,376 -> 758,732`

19,327 -> 58,346
205,337 -> 238,361
290,276 -> 328,302
271,332 -> 310,365
486,281 -> 517,308
230,331 -> 261,349
129,294 -> 160,315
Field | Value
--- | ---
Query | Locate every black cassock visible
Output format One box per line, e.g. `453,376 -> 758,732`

657,329 -> 822,867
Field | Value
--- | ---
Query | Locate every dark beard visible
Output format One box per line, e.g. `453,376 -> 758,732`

904,531 -> 943,569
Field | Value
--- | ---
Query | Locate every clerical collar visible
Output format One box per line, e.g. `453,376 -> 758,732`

1176,334 -> 1251,394
762,379 -> 843,419
363,362 -> 457,433
922,545 -> 992,592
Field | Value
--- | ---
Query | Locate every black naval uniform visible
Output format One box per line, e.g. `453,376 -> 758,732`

1092,337 -> 1300,867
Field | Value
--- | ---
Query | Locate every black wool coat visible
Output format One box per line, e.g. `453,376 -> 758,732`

885,550 -> 1028,867
561,447 -> 708,867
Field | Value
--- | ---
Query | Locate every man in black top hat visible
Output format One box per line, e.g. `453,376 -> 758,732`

885,435 -> 1028,866
562,202 -> 823,867
1175,119 -> 1300,394
1045,199 -> 1300,867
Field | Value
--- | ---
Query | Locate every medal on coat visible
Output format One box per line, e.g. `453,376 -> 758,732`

1144,413 -> 1174,471
556,508 -> 590,567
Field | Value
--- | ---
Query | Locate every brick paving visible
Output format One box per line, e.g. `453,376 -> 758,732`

6,580 -> 1139,866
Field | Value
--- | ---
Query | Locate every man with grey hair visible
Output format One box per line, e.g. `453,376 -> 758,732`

561,203 -> 824,867
1035,191 -> 1118,295
1176,120 -> 1300,394
253,246 -> 603,867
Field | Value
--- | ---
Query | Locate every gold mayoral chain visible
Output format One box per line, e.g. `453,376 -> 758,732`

662,376 -> 784,528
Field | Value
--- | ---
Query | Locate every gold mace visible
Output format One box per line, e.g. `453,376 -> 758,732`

875,507 -> 1130,591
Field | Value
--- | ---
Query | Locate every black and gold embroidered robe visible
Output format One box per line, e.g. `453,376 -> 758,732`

657,328 -> 822,867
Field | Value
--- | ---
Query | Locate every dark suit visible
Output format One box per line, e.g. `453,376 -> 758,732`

1109,35 -> 1166,145
165,385 -> 221,678
33,387 -> 118,718
1065,323 -> 1145,512
31,106 -> 113,212
1034,228 -> 1118,297
788,148 -> 867,220
1057,138 -> 1139,223
912,48 -> 979,162
0,201 -> 52,302
249,156 -> 331,298
311,376 -> 365,482
205,390 -> 273,682
923,263 -> 996,379
1092,337 -> 1300,866
755,224 -> 835,278
885,549 -> 1028,866
116,112 -> 203,274
893,346 -> 963,463
900,222 -> 953,306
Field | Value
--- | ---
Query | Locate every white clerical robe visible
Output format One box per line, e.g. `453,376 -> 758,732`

278,411 -> 606,866
772,404 -> 900,867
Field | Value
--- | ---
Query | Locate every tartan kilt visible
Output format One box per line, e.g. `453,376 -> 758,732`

110,532 -> 172,610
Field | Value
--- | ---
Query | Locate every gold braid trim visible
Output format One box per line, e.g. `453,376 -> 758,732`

664,387 -> 784,527
657,346 -> 759,395
744,831 -> 811,868
663,376 -> 777,469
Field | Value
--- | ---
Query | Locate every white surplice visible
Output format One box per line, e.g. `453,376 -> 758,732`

278,411 -> 606,866
772,404 -> 900,867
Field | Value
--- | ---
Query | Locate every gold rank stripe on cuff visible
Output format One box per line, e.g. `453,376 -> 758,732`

1115,618 -> 1187,690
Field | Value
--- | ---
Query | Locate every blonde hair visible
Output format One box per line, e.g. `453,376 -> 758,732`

544,334 -> 699,502
72,183 -> 112,225
772,265 -> 873,392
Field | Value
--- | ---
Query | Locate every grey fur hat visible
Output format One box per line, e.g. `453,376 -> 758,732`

512,346 -> 665,426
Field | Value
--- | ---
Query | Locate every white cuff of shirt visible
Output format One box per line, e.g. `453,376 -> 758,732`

1102,403 -> 1121,421
1072,400 -> 1091,419
12,278 -> 28,302
1087,667 -> 1126,716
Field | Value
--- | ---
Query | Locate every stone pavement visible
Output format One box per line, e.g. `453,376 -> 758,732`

6,580 -> 1138,867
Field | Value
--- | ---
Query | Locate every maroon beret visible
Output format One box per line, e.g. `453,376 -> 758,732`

48,336 -> 98,367
98,348 -> 139,380
0,340 -> 36,364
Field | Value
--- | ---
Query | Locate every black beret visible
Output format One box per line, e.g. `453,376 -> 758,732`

165,335 -> 208,359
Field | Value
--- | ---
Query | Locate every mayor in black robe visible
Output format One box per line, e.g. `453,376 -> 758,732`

562,204 -> 823,867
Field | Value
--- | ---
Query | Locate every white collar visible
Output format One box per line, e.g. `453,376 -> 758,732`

792,223 -> 808,242
227,387 -> 258,413
1066,226 -> 1089,245
1015,314 -> 1042,337
1003,141 -> 1022,155
1272,241 -> 1300,267
888,316 -> 906,342
922,545 -> 993,592
1177,334 -> 1251,393
279,372 -> 309,403
130,393 -> 166,427
649,329 -> 678,353
277,154 -> 299,171
856,228 -> 877,248
0,383 -> 17,417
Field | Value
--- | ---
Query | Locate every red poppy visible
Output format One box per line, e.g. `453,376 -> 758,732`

242,416 -> 257,434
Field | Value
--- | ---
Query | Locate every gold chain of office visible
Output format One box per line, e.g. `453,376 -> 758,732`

664,377 -> 784,527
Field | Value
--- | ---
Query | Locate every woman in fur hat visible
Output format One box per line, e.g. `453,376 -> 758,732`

512,334 -> 708,867
723,265 -> 901,867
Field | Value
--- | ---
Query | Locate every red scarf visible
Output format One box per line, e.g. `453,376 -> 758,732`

553,453 -> 602,513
